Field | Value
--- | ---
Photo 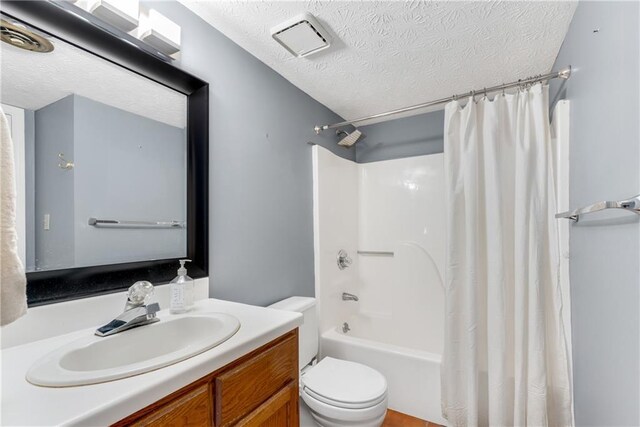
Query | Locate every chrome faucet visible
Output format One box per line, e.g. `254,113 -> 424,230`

342,292 -> 359,302
337,250 -> 352,270
95,281 -> 160,337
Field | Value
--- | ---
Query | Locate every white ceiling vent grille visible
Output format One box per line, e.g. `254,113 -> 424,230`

271,13 -> 331,58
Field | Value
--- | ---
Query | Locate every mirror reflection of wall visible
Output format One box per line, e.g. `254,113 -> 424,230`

1,17 -> 188,273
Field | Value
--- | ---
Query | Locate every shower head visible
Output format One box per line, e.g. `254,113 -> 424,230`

1,20 -> 54,53
336,129 -> 365,147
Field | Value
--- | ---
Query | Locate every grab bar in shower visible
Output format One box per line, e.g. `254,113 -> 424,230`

357,250 -> 394,256
88,217 -> 185,228
555,194 -> 640,222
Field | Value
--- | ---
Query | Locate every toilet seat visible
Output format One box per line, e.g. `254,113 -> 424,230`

303,386 -> 386,410
302,357 -> 388,409
301,357 -> 388,408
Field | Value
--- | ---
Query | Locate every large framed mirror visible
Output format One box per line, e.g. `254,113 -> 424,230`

1,1 -> 209,306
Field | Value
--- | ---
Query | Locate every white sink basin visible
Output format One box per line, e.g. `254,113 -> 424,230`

27,313 -> 240,387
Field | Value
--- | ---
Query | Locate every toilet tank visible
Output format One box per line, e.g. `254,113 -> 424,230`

268,296 -> 318,370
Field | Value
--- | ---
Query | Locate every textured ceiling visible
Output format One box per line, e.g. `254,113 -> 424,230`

181,0 -> 576,123
1,33 -> 186,128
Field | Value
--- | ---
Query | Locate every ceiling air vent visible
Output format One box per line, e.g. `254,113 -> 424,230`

271,13 -> 331,58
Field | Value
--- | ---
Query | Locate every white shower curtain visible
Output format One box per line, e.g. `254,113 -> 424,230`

441,84 -> 572,427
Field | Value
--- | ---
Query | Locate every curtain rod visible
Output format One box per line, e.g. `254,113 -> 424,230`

314,66 -> 572,134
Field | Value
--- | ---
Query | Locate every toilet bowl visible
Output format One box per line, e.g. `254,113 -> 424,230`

268,297 -> 388,427
301,357 -> 387,427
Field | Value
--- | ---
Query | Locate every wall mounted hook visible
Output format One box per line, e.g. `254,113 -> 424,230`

58,153 -> 74,170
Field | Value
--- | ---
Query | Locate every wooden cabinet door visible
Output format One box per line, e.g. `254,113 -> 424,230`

235,381 -> 299,427
215,332 -> 298,426
125,384 -> 213,427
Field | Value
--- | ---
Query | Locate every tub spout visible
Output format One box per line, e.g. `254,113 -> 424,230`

342,292 -> 359,302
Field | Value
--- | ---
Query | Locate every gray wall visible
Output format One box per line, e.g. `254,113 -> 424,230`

72,95 -> 187,267
24,109 -> 35,271
34,96 -> 75,270
550,2 -> 640,425
145,1 -> 349,306
356,110 -> 444,163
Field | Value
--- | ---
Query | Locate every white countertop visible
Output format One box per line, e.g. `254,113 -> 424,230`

1,298 -> 302,426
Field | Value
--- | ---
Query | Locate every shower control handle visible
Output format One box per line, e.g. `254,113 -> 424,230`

337,250 -> 352,270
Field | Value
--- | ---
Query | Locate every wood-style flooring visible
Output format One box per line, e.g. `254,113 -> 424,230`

382,409 -> 443,427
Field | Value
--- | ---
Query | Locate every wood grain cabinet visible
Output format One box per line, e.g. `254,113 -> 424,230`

114,330 -> 299,427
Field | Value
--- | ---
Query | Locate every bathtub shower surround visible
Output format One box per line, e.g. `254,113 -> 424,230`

441,84 -> 572,426
312,145 -> 446,423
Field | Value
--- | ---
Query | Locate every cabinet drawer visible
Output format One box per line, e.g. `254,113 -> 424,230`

215,332 -> 298,426
236,381 -> 299,427
128,383 -> 213,427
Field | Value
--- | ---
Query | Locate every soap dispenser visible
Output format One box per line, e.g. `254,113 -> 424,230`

170,259 -> 194,314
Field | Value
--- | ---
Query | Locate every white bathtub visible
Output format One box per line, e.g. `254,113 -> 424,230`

321,317 -> 447,426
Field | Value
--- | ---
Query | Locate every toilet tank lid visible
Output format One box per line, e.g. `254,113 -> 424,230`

268,296 -> 315,312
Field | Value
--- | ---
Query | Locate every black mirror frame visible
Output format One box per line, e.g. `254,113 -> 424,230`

1,1 -> 209,306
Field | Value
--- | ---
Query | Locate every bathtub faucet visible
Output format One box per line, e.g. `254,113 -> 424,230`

342,292 -> 359,302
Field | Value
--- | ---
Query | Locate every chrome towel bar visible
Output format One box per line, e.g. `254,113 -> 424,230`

357,250 -> 394,256
555,194 -> 640,222
88,217 -> 185,228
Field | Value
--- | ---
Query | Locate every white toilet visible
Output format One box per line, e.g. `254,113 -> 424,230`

269,297 -> 388,427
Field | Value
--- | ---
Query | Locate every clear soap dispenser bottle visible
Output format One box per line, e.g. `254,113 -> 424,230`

170,259 -> 194,314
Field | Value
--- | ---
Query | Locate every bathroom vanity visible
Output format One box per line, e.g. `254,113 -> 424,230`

0,299 -> 302,426
115,329 -> 299,426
